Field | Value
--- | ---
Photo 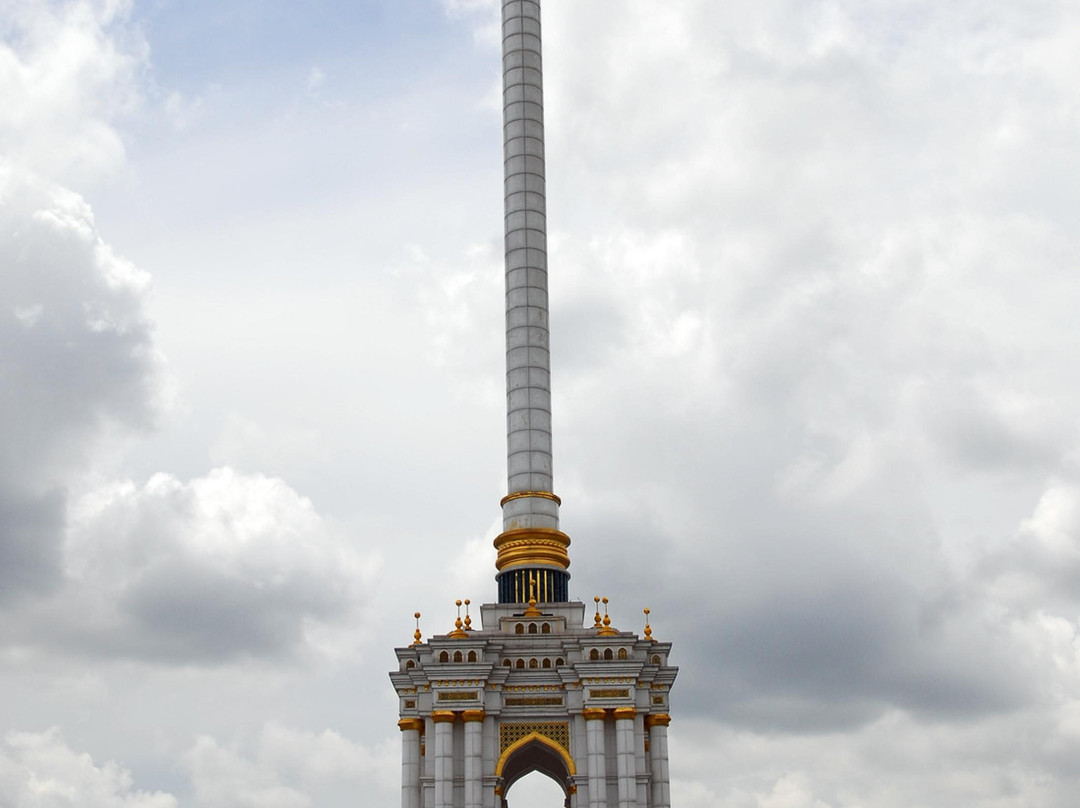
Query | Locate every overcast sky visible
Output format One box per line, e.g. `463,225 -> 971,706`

3,0 -> 1080,806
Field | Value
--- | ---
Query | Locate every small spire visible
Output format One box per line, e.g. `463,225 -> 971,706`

643,607 -> 655,642
412,612 -> 422,646
449,599 -> 468,639
523,576 -> 542,617
593,596 -> 603,629
598,597 -> 618,636
463,599 -> 472,631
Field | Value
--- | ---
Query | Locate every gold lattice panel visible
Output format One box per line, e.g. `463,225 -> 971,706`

499,722 -> 570,755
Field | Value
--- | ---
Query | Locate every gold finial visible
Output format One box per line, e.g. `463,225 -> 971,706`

413,612 -> 422,645
598,596 -> 618,636
643,607 -> 654,642
523,576 -> 542,617
593,596 -> 603,629
449,599 -> 468,639
463,599 -> 472,631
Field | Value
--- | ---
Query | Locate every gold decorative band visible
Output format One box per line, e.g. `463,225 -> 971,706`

645,713 -> 671,728
494,527 -> 571,571
462,709 -> 487,723
613,707 -> 637,721
398,718 -> 424,732
589,689 -> 630,699
500,491 -> 562,507
582,708 -> 607,721
431,710 -> 456,724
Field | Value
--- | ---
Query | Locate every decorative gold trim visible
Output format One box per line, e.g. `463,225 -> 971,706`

645,713 -> 671,728
431,710 -> 456,724
589,689 -> 630,699
495,732 -> 576,777
500,491 -> 562,507
462,710 -> 486,723
398,718 -> 423,733
493,528 -> 571,571
505,697 -> 563,706
582,708 -> 607,721
613,707 -> 637,721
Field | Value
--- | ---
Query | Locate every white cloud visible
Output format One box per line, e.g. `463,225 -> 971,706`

184,736 -> 310,808
440,0 -> 500,47
208,414 -> 325,478
0,0 -> 145,184
0,728 -> 176,808
182,724 -> 397,808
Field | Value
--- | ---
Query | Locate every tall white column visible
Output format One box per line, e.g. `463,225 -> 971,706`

399,719 -> 423,808
646,715 -> 671,808
584,709 -> 607,808
433,711 -> 456,808
463,711 -> 485,808
613,708 -> 636,808
501,0 -> 559,529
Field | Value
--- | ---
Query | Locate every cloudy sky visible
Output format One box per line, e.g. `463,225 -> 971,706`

3,0 -> 1080,806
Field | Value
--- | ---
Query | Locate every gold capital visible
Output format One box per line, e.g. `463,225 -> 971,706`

493,527 -> 571,572
431,710 -> 456,724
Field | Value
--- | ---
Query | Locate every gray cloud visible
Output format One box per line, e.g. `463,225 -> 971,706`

0,165 -> 166,601
13,468 -> 378,665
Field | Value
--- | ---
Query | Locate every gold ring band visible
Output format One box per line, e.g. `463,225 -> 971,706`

500,491 -> 562,507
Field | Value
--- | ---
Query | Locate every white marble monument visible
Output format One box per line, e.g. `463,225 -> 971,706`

389,3 -> 678,806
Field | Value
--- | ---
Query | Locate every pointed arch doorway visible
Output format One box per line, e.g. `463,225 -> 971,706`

506,771 -> 567,808
496,732 -> 575,808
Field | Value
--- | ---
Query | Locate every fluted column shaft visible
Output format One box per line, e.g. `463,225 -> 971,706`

433,712 -> 455,808
399,720 -> 422,808
647,716 -> 671,808
614,708 -> 636,808
464,711 -> 485,808
502,0 -> 559,533
584,709 -> 607,808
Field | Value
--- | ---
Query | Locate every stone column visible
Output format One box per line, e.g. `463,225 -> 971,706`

463,710 -> 485,808
399,718 -> 423,808
501,0 -> 558,527
646,715 -> 671,808
583,708 -> 607,808
433,711 -> 456,808
613,708 -> 636,808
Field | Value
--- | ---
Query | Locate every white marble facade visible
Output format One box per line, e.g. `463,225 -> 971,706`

390,602 -> 677,808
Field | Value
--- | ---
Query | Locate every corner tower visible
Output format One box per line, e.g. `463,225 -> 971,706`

390,4 -> 678,807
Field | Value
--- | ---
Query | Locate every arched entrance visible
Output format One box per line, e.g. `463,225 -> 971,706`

495,733 -> 575,808
507,772 -> 566,808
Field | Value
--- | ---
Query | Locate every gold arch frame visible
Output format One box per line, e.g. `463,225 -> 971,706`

494,731 -> 577,779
